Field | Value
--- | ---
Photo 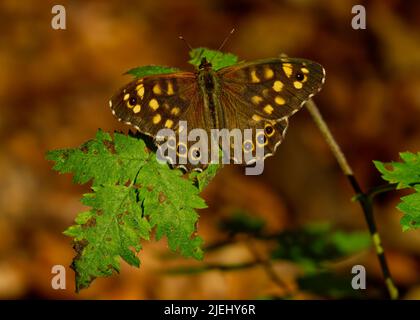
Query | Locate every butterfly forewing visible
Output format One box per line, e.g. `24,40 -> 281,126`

218,58 -> 325,120
110,72 -> 198,136
109,72 -> 212,171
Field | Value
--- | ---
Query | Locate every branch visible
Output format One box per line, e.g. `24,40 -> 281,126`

245,239 -> 296,298
305,99 -> 399,300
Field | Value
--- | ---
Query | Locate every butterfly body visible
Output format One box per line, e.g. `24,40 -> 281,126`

109,55 -> 325,172
197,59 -> 221,129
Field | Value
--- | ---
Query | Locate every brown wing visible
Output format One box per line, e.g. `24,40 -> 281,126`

216,57 -> 325,162
110,72 -> 199,136
109,72 -> 210,172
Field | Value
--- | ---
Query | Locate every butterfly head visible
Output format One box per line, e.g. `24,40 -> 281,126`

198,57 -> 212,70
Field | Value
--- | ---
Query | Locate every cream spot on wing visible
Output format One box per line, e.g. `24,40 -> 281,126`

153,83 -> 162,95
293,81 -> 303,89
282,63 -> 293,78
133,105 -> 141,113
252,114 -> 262,122
264,67 -> 274,79
137,84 -> 145,99
243,140 -> 254,152
263,104 -> 274,115
273,81 -> 283,92
153,114 -> 161,124
251,96 -> 263,105
250,69 -> 260,83
275,96 -> 285,105
171,107 -> 180,115
123,93 -> 130,101
165,119 -> 174,128
167,81 -> 174,95
109,100 -> 112,107
176,142 -> 188,156
301,67 -> 309,74
256,131 -> 268,146
149,98 -> 159,110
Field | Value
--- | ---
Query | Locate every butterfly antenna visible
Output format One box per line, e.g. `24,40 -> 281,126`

218,28 -> 235,51
178,35 -> 193,51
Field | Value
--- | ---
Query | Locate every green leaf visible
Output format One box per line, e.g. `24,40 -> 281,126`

373,152 -> 420,189
374,152 -> 420,231
47,130 -> 214,290
64,185 -> 151,292
270,223 -> 371,271
397,186 -> 420,231
139,160 -> 206,259
219,211 -> 265,235
297,272 -> 363,299
46,130 -> 149,187
124,65 -> 179,78
189,163 -> 221,192
188,47 -> 238,70
330,230 -> 373,253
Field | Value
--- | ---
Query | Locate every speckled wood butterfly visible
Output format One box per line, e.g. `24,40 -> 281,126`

109,55 -> 325,172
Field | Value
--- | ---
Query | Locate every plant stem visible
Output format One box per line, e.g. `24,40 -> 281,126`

305,99 -> 399,300
366,183 -> 398,200
245,239 -> 295,297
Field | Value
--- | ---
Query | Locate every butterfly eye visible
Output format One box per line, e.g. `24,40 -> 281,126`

296,72 -> 304,81
129,96 -> 137,106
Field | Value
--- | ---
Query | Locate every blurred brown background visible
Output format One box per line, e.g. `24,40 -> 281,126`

0,0 -> 419,299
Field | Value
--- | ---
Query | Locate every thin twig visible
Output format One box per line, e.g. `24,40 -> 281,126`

245,239 -> 295,297
305,99 -> 399,300
366,183 -> 398,200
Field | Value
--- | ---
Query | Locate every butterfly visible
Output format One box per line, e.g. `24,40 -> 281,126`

109,55 -> 325,172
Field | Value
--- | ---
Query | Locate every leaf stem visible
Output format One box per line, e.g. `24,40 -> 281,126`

305,99 -> 399,300
366,183 -> 399,199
